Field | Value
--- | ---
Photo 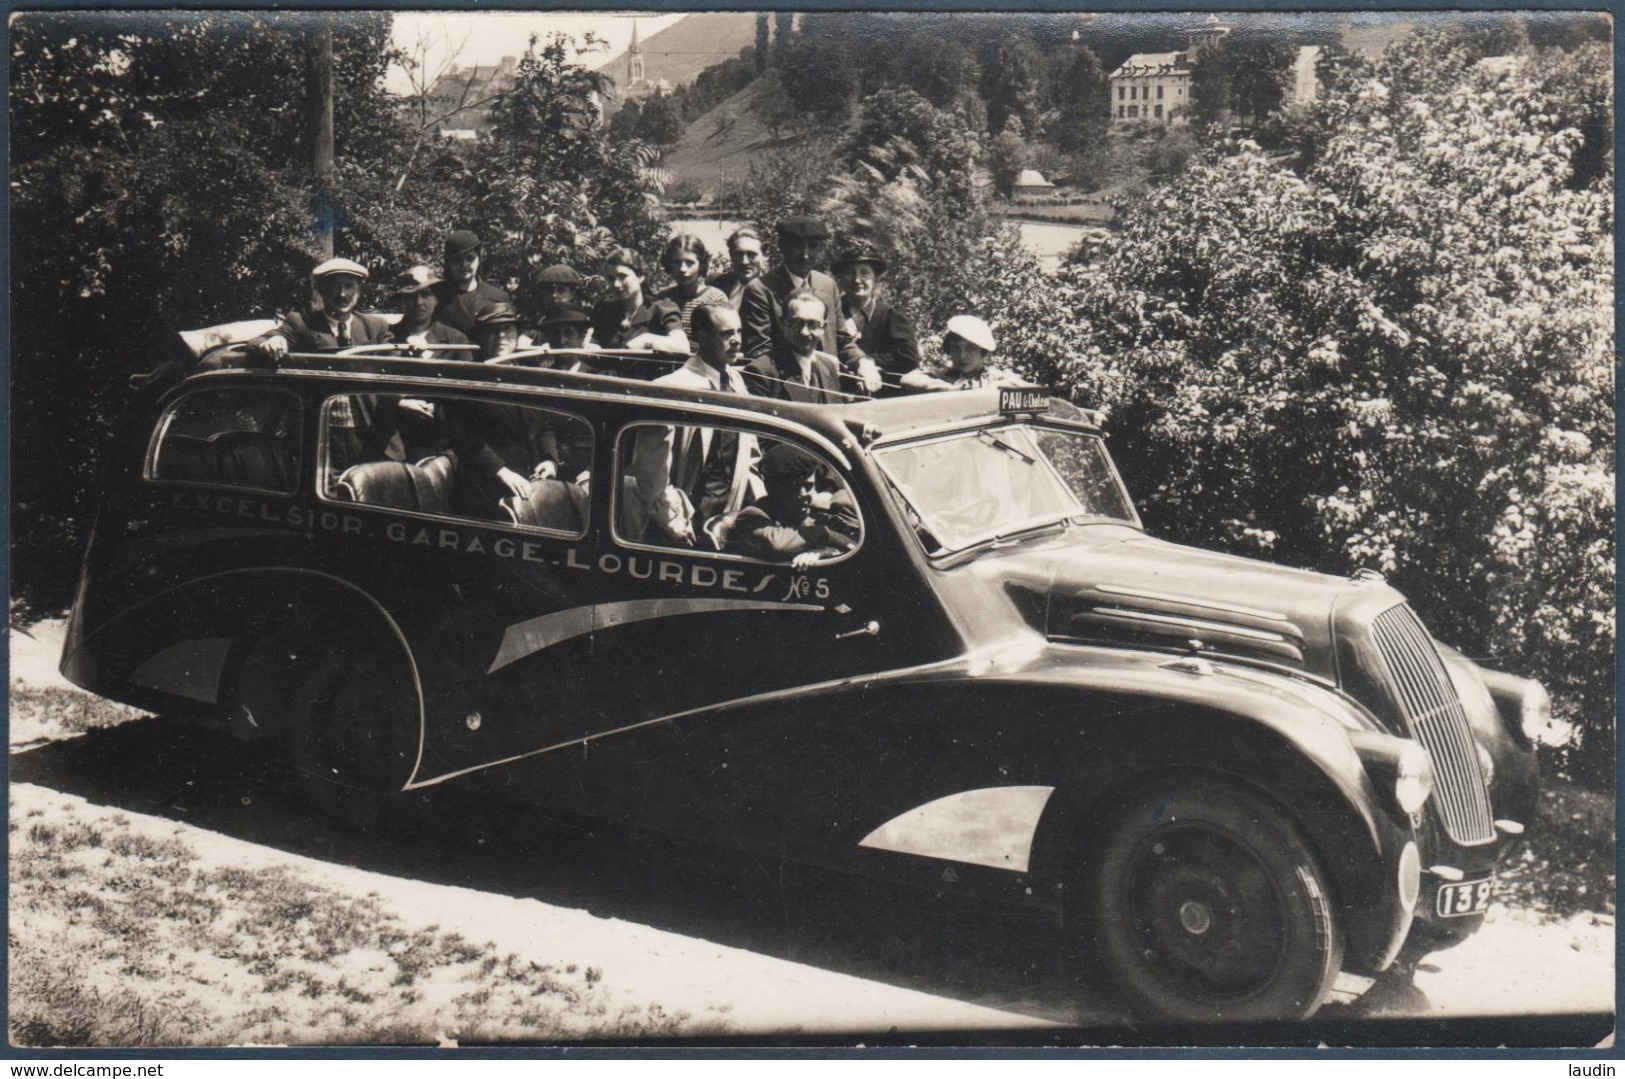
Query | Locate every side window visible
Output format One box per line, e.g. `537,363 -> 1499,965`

615,422 -> 862,564
147,387 -> 301,495
318,393 -> 593,538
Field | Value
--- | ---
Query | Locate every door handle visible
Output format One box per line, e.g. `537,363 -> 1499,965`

835,620 -> 880,641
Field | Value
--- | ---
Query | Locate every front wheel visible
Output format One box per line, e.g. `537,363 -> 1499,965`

1084,777 -> 1343,1023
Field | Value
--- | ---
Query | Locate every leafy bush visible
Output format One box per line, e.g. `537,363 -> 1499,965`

9,18 -> 665,614
1036,34 -> 1613,769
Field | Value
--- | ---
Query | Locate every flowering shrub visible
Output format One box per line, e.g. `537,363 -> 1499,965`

1038,36 -> 1613,767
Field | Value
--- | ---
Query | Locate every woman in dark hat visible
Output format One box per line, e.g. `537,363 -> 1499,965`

832,241 -> 929,395
654,233 -> 730,336
589,247 -> 686,379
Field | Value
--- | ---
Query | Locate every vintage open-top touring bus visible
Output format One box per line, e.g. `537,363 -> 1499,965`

62,344 -> 1543,1022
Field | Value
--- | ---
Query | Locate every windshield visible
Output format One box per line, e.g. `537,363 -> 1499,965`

874,424 -> 1137,555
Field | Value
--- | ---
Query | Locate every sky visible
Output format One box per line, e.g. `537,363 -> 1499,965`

388,12 -> 684,94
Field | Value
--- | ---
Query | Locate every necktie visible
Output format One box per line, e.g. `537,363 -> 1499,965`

335,318 -> 350,347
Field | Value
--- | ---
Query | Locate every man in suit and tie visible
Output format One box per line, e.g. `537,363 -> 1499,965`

743,292 -> 842,404
251,258 -> 391,359
708,225 -> 766,307
740,214 -> 881,395
625,303 -> 754,545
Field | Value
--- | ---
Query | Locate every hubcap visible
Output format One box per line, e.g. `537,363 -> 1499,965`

1124,823 -> 1289,1002
1179,900 -> 1213,935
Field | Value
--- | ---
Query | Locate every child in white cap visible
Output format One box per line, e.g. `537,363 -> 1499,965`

923,315 -> 1025,391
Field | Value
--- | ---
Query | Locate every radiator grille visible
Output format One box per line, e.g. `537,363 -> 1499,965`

1371,604 -> 1496,846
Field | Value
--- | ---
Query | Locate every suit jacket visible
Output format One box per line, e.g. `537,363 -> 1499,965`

743,350 -> 841,404
708,270 -> 754,309
624,360 -> 754,538
259,309 -> 392,352
844,294 -> 921,383
740,267 -> 856,368
391,320 -> 472,359
431,279 -> 510,337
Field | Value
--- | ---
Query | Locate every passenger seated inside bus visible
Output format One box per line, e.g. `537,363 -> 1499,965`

708,442 -> 858,566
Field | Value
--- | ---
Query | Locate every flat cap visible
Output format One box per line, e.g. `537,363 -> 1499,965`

389,264 -> 441,295
312,257 -> 369,281
944,314 -> 997,353
444,230 -> 483,259
760,442 -> 819,478
537,264 -> 583,285
775,214 -> 830,241
539,306 -> 593,328
474,302 -> 521,326
832,242 -> 888,275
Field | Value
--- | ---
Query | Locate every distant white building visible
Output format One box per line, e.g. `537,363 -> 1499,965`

1108,16 -> 1232,125
1013,169 -> 1056,196
1290,45 -> 1323,107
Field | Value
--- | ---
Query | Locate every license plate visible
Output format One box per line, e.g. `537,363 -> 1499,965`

1436,876 -> 1494,918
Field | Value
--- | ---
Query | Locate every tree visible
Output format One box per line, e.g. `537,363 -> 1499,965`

891,33 -> 982,111
755,13 -> 770,74
748,70 -> 799,142
1189,37 -> 1295,124
10,11 -> 401,616
986,129 -> 1026,199
774,36 -> 855,129
1041,34 -> 1613,775
9,17 -> 668,616
634,92 -> 682,148
1045,45 -> 1110,151
982,34 -> 1043,135
605,99 -> 643,142
773,12 -> 794,59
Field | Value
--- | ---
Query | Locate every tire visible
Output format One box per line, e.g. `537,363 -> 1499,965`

284,645 -> 418,831
1084,776 -> 1344,1023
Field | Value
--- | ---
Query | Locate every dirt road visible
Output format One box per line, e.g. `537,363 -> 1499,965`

8,622 -> 1614,1045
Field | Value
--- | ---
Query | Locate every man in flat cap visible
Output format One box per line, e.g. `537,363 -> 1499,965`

432,229 -> 511,338
740,215 -> 880,396
832,242 -> 930,394
389,264 -> 471,358
251,257 -> 391,360
536,306 -> 594,354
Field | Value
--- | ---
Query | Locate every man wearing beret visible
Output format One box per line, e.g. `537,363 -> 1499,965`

251,258 -> 392,359
389,264 -> 471,358
832,242 -> 931,395
740,214 -> 881,396
432,229 -> 511,338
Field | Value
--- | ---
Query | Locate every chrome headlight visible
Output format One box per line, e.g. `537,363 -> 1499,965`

1395,741 -> 1436,815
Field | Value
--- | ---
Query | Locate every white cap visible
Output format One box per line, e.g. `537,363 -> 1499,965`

944,314 -> 996,353
311,257 -> 369,281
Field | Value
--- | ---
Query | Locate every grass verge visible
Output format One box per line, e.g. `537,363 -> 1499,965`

8,790 -> 720,1046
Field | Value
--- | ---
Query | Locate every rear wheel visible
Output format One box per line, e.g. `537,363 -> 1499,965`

285,645 -> 418,830
1085,777 -> 1343,1023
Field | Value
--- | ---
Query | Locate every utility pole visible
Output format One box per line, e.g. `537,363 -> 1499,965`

307,16 -> 336,258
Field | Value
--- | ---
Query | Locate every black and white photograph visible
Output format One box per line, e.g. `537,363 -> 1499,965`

6,7 -> 1615,1051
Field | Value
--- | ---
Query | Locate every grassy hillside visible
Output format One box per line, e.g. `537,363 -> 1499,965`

661,79 -> 844,198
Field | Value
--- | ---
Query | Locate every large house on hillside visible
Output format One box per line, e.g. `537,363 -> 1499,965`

1108,15 -> 1327,126
1107,15 -> 1231,125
